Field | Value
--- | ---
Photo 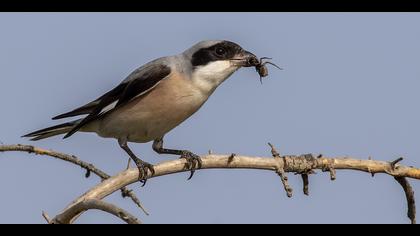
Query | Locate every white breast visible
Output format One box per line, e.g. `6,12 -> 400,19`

191,60 -> 239,95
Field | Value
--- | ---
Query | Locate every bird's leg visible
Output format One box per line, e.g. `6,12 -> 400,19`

118,139 -> 154,186
152,138 -> 202,180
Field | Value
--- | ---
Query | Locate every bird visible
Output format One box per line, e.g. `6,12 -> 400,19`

23,40 -> 259,184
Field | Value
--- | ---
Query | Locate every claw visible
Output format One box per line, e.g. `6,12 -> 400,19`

180,151 -> 202,180
134,161 -> 155,187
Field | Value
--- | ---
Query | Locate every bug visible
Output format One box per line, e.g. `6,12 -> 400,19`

251,57 -> 283,84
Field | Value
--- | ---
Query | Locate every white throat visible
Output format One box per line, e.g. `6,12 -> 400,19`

191,60 -> 239,95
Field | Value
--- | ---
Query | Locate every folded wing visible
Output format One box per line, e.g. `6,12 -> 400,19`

52,63 -> 171,139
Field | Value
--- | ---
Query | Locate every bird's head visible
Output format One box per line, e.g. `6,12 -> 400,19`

183,40 -> 258,91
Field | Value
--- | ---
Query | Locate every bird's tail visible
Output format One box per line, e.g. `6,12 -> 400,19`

22,119 -> 82,141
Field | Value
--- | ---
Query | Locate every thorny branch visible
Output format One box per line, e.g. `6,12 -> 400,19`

268,143 -> 292,197
1,144 -> 419,224
0,144 -> 148,215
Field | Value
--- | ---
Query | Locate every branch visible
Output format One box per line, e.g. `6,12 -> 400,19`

0,144 -> 149,215
50,199 -> 141,224
395,177 -> 416,224
2,144 -> 419,223
52,150 -> 420,224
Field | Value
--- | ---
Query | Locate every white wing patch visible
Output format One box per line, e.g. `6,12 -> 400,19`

99,100 -> 118,115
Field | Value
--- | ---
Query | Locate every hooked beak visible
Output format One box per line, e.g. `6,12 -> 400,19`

230,50 -> 258,67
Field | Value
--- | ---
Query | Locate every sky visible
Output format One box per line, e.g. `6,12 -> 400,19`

1,13 -> 420,224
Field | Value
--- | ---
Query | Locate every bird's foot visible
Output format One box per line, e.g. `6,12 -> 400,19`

133,160 -> 155,187
180,151 -> 202,180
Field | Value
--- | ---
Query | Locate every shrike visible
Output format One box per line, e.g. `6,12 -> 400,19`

23,40 -> 260,183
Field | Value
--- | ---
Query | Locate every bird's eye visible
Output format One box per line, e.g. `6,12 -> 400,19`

215,47 -> 226,56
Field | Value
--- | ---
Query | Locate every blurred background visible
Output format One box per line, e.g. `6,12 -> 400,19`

0,13 -> 419,223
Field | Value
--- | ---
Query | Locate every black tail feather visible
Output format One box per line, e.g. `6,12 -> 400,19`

52,103 -> 98,120
22,122 -> 73,137
22,119 -> 81,141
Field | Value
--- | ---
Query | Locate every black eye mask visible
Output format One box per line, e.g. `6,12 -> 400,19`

191,41 -> 243,67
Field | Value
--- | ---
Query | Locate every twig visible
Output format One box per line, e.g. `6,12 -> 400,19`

42,211 -> 51,224
301,174 -> 309,196
268,142 -> 280,157
276,168 -> 293,197
394,177 -> 416,224
120,188 -> 149,216
295,169 -> 315,195
0,144 -> 148,216
329,165 -> 336,181
51,199 -> 141,224
268,143 -> 293,197
322,162 -> 336,181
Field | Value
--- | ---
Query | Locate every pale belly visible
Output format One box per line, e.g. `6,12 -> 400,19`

94,75 -> 209,143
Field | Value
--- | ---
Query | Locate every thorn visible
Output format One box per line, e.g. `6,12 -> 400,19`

126,158 -> 132,170
323,164 -> 336,181
268,142 -> 280,158
228,153 -> 236,163
301,174 -> 309,196
329,167 -> 336,181
390,157 -> 404,169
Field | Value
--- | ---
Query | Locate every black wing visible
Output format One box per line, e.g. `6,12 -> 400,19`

57,63 -> 171,139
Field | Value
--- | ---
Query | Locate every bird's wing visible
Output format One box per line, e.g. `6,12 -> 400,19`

55,62 -> 172,139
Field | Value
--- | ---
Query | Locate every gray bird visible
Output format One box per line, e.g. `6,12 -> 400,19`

23,40 -> 259,184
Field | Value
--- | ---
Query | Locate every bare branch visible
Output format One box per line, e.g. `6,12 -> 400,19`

0,144 -> 148,215
2,144 -> 419,224
51,153 -> 420,224
51,199 -> 141,224
42,211 -> 51,224
395,177 -> 416,224
0,144 -> 108,177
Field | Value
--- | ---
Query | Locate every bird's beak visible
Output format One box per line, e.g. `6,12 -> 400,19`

230,50 -> 258,67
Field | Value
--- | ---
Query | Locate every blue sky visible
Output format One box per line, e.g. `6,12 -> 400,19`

0,13 -> 419,223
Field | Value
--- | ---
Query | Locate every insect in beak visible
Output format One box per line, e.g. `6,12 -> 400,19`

254,57 -> 283,84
